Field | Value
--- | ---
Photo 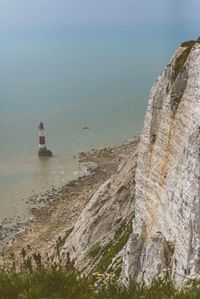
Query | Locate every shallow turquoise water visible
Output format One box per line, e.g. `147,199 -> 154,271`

0,25 -> 199,217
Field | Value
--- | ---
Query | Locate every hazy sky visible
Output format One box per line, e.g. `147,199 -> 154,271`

0,0 -> 200,30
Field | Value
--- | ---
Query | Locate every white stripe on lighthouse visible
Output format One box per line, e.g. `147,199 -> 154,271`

38,122 -> 46,150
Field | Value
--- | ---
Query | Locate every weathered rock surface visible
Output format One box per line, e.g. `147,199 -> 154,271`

62,147 -> 138,275
62,40 -> 200,285
124,41 -> 200,285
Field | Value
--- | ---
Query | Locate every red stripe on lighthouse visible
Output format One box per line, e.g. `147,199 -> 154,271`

39,136 -> 45,145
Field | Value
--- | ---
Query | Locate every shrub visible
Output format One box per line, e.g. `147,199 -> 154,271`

0,251 -> 200,298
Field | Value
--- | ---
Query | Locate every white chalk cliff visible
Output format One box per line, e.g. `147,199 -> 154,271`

62,40 -> 200,285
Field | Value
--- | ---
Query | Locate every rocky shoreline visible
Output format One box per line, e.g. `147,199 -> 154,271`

0,137 -> 139,262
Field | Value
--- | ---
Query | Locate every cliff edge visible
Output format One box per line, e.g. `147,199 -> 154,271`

61,39 -> 200,285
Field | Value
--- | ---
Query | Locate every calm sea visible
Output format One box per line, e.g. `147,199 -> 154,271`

0,25 -> 199,218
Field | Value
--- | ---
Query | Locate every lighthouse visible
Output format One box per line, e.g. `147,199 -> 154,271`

38,122 -> 52,157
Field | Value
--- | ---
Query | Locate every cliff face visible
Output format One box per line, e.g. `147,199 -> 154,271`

123,41 -> 200,284
62,41 -> 200,284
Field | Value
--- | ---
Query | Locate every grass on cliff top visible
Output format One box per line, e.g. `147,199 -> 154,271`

173,38 -> 200,84
181,39 -> 200,48
1,251 -> 200,299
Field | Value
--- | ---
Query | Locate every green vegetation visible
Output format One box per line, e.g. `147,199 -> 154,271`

0,249 -> 200,299
172,38 -> 200,90
172,46 -> 191,84
117,185 -> 126,194
173,38 -> 200,85
165,241 -> 175,269
95,221 -> 132,273
88,243 -> 102,258
167,241 -> 175,257
1,262 -> 200,299
0,265 -> 92,299
171,44 -> 191,112
167,38 -> 200,113
181,40 -> 200,48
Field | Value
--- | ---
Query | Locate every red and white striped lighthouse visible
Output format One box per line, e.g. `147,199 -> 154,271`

38,122 -> 52,157
38,122 -> 46,150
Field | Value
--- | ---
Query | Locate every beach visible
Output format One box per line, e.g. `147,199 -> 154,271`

0,137 -> 138,262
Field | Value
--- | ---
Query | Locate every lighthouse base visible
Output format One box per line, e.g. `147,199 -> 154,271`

38,149 -> 52,157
